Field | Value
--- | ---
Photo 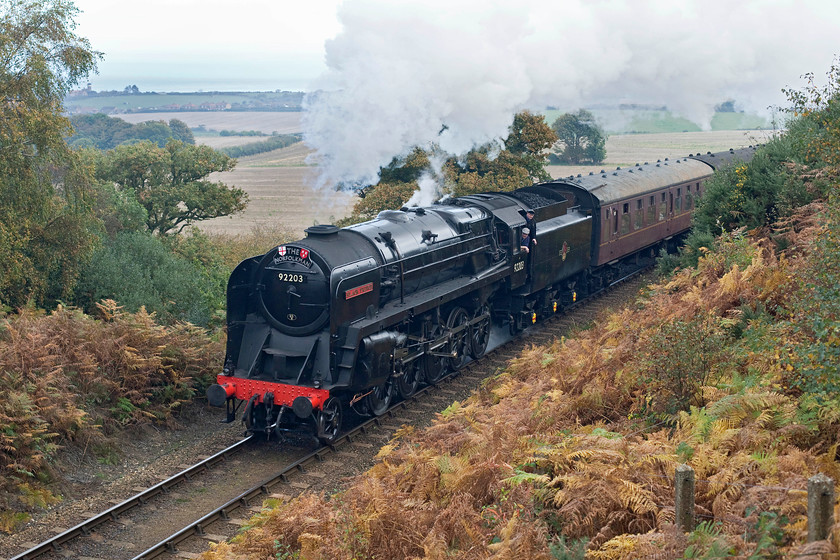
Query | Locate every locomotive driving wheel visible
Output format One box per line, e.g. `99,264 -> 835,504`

365,381 -> 392,416
470,304 -> 491,359
423,323 -> 449,384
317,397 -> 342,445
446,307 -> 470,371
395,359 -> 420,399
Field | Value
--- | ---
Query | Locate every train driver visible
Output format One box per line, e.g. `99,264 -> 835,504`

520,228 -> 532,253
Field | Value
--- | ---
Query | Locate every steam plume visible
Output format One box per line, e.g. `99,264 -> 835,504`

303,0 -> 840,191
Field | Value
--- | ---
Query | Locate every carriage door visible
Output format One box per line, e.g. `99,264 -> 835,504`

603,205 -> 618,261
667,190 -> 675,234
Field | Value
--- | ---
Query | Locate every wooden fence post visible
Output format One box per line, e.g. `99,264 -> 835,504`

807,473 -> 835,542
675,464 -> 695,532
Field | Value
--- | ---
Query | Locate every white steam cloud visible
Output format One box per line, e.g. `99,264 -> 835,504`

303,0 -> 840,191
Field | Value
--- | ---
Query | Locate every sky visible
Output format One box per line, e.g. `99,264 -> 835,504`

69,0 -> 840,192
72,0 -> 344,91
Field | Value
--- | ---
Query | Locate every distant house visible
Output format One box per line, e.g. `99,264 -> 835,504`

199,102 -> 231,111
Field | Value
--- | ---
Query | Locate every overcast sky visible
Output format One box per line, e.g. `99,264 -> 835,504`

72,0 -> 344,91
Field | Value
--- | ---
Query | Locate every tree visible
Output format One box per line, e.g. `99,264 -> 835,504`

167,118 -> 195,144
551,109 -> 607,164
68,114 -> 196,149
96,140 -> 248,236
0,0 -> 102,308
502,110 -> 557,183
443,111 -> 556,197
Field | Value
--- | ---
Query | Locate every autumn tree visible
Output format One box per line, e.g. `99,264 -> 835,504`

552,109 -> 607,164
448,110 -> 557,197
502,110 -> 558,183
96,140 -> 248,236
0,0 -> 101,308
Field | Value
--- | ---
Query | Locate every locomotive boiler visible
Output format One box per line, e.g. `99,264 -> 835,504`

207,146 -> 758,443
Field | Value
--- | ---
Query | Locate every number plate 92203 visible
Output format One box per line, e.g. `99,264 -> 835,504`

278,272 -> 306,283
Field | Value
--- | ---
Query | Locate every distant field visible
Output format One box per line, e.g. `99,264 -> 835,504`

192,133 -> 264,149
200,142 -> 355,237
116,111 -> 303,134
546,129 -> 777,179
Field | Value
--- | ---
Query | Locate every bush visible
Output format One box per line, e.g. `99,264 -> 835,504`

656,227 -> 717,274
693,137 -> 803,233
165,229 -> 236,326
638,314 -> 731,415
76,231 -> 214,325
783,197 -> 840,397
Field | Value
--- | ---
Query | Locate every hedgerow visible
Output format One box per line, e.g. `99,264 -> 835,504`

219,134 -> 302,158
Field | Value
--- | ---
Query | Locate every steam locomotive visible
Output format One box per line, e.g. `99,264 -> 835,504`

207,147 -> 757,443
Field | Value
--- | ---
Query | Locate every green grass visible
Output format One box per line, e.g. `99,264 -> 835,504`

543,108 -> 771,134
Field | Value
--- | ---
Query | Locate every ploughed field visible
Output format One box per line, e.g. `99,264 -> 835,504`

121,112 -> 776,237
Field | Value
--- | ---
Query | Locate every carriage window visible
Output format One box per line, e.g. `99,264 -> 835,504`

659,192 -> 666,221
675,188 -> 682,212
647,196 -> 656,223
620,203 -> 631,234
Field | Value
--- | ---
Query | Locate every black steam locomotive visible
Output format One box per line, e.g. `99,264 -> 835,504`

207,147 -> 757,443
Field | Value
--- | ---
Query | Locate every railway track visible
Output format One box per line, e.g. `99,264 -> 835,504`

8,438 -> 255,560
8,268 -> 653,560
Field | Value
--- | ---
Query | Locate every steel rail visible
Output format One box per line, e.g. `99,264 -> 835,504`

10,436 -> 254,560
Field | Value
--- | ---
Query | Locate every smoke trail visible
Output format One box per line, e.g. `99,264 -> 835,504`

303,0 -> 840,191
